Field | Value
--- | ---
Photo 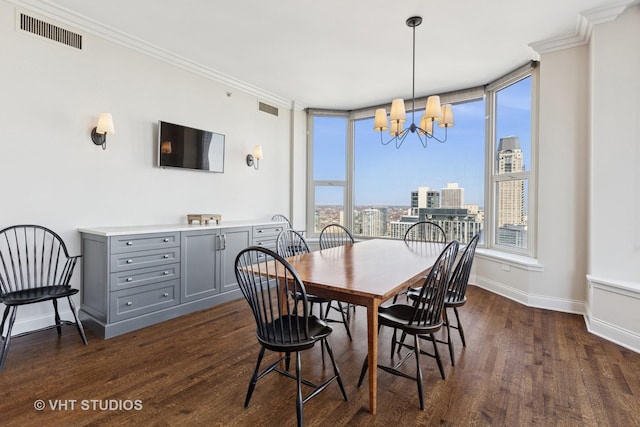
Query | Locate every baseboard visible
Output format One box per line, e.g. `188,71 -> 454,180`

585,315 -> 640,354
474,277 -> 586,314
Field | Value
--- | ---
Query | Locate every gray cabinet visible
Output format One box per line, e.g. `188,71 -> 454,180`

220,227 -> 252,292
181,226 -> 251,302
80,222 -> 284,338
181,230 -> 219,303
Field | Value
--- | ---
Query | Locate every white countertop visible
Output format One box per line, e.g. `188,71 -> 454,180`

79,220 -> 285,236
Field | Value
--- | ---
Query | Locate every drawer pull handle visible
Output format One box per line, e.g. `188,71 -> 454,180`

126,259 -> 133,264
276,228 -> 282,232
257,241 -> 264,246
163,271 -> 169,275
257,230 -> 263,233
162,293 -> 169,297
163,254 -> 169,259
126,241 -> 133,246
126,277 -> 133,282
163,238 -> 169,242
126,301 -> 132,306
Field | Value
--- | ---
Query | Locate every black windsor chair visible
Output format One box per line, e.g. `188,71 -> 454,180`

234,246 -> 348,427
0,225 -> 88,371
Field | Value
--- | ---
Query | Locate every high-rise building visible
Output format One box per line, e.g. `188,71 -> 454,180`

389,215 -> 419,239
441,183 -> 464,208
417,208 -> 482,244
496,136 -> 525,227
411,187 -> 439,215
361,206 -> 388,237
496,136 -> 526,246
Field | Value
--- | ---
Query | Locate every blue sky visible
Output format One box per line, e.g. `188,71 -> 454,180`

313,77 -> 531,208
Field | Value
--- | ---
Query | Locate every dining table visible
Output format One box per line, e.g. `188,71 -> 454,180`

277,238 -> 445,415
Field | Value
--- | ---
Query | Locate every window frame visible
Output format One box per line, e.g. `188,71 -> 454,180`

306,111 -> 351,234
485,63 -> 538,257
307,62 -> 538,257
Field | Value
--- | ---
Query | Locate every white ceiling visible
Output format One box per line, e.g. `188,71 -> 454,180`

13,0 -> 635,110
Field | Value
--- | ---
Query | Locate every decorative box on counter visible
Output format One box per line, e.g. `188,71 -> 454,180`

187,214 -> 221,225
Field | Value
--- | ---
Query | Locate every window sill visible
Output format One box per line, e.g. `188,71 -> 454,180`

475,248 -> 544,272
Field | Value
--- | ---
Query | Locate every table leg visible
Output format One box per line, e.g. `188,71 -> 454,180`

366,300 -> 379,415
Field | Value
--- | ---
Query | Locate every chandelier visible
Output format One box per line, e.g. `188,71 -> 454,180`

374,16 -> 455,149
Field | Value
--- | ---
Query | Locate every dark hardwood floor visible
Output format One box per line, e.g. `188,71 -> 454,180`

1,286 -> 638,426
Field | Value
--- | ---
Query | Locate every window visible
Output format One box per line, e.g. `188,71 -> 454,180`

487,68 -> 534,254
308,114 -> 348,233
308,63 -> 537,256
352,100 -> 485,244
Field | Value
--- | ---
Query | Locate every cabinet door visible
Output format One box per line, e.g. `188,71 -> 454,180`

181,230 -> 219,303
219,226 -> 252,293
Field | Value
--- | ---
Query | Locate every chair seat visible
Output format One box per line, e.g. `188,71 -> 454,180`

295,291 -> 330,304
258,315 -> 332,352
378,304 -> 442,335
0,285 -> 78,306
407,287 -> 466,306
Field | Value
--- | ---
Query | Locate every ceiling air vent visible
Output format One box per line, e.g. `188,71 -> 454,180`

258,101 -> 279,117
19,13 -> 83,50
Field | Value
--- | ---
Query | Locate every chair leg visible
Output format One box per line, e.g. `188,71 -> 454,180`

357,353 -> 368,387
397,331 -> 408,353
336,302 -> 352,341
295,351 -> 303,427
245,347 -> 266,408
0,306 -> 18,372
324,338 -> 348,401
319,303 -> 326,366
443,309 -> 455,366
390,328 -> 397,358
0,305 -> 10,337
430,333 -> 446,380
67,297 -> 88,345
413,334 -> 425,411
285,352 -> 291,372
454,307 -> 466,347
52,299 -> 62,337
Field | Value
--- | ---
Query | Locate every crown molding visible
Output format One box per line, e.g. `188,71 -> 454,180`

7,0 -> 305,111
529,1 -> 634,55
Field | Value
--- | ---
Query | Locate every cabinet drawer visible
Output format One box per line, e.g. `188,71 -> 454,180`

110,280 -> 179,322
111,232 -> 180,254
254,224 -> 286,239
252,236 -> 277,250
111,247 -> 180,272
110,263 -> 180,292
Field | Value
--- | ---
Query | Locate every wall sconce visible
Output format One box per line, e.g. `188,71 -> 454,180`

246,145 -> 263,170
90,113 -> 115,150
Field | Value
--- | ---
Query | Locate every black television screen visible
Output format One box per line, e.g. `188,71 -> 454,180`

157,120 -> 225,173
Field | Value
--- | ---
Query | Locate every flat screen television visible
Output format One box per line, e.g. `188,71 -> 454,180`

157,120 -> 225,173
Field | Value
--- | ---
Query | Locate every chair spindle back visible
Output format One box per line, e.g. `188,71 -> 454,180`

319,224 -> 355,250
410,240 -> 459,327
0,225 -> 76,295
235,247 -> 312,346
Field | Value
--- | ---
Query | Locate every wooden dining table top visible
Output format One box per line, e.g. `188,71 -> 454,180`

281,238 -> 444,305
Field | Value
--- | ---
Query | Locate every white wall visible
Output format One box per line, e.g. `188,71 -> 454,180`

0,3 -> 294,331
586,5 -> 640,352
589,5 -> 640,281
